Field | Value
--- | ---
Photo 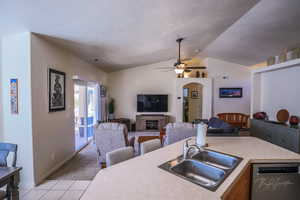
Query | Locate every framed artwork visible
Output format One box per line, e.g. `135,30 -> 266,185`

219,88 -> 243,98
10,79 -> 18,114
191,91 -> 199,98
100,85 -> 106,97
48,68 -> 66,112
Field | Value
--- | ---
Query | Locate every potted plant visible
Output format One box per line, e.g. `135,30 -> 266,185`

108,98 -> 115,120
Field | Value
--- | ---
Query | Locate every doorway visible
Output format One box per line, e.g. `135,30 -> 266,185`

74,82 -> 99,151
182,83 -> 203,123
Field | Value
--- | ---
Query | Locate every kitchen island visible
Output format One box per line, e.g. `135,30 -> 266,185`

81,137 -> 300,200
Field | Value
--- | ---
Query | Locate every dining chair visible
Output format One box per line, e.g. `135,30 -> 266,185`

140,139 -> 161,155
0,142 -> 18,200
106,146 -> 134,167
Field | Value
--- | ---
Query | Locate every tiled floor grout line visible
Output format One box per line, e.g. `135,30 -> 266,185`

57,190 -> 68,200
20,180 -> 91,200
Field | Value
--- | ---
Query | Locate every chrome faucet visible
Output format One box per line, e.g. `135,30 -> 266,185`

183,138 -> 202,160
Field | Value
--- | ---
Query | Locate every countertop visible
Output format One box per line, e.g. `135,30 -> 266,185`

81,137 -> 300,200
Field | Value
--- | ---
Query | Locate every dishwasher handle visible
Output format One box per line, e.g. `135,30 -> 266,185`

258,166 -> 299,174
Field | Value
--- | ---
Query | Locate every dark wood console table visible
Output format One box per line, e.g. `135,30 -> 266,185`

0,167 -> 22,200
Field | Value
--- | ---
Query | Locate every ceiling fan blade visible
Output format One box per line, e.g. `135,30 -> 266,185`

185,66 -> 207,69
161,70 -> 174,72
156,67 -> 173,69
184,69 -> 192,73
181,58 -> 193,62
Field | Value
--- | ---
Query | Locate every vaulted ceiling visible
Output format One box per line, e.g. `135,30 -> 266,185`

1,0 -> 300,72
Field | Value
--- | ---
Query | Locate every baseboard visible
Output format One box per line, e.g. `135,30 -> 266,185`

36,141 -> 92,185
36,151 -> 77,185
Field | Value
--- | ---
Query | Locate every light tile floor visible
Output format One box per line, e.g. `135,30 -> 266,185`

20,180 -> 91,200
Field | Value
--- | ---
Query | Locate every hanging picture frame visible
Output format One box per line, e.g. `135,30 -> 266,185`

48,68 -> 66,112
10,78 -> 18,114
191,91 -> 199,98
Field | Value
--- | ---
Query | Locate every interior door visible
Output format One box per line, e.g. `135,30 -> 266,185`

74,83 -> 88,151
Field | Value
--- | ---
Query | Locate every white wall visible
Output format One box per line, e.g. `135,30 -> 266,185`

260,65 -> 300,120
30,33 -> 107,184
205,57 -> 251,116
0,39 -> 3,141
1,32 -> 35,188
107,57 -> 251,122
1,32 -> 107,188
108,59 -> 177,121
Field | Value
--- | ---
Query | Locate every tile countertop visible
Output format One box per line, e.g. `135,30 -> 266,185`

81,137 -> 300,200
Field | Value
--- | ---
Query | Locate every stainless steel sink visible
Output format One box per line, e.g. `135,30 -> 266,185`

191,150 -> 238,170
171,159 -> 225,188
159,149 -> 242,191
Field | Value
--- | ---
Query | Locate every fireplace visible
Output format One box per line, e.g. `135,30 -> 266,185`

136,115 -> 169,131
145,120 -> 159,130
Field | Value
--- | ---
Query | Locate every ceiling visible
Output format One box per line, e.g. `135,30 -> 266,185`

202,0 -> 300,66
1,0 -> 300,72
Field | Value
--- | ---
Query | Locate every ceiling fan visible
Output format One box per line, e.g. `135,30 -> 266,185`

157,38 -> 206,73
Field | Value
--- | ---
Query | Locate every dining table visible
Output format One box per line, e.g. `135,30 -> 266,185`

0,167 -> 22,200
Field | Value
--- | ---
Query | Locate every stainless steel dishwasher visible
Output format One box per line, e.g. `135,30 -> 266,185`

251,163 -> 300,200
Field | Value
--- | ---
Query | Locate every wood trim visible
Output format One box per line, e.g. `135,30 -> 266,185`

222,163 -> 252,200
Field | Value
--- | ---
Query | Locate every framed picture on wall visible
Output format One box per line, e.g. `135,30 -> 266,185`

191,91 -> 199,98
10,78 -> 18,114
219,88 -> 243,98
48,68 -> 66,112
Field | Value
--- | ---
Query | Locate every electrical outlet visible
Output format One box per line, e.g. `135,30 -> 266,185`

51,153 -> 56,161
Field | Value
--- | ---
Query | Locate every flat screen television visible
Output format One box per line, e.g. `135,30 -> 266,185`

219,88 -> 243,98
137,95 -> 168,112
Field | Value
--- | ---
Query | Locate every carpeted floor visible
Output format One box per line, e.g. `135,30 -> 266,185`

48,131 -> 160,181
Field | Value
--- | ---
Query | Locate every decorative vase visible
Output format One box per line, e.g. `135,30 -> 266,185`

253,112 -> 268,120
289,116 -> 299,128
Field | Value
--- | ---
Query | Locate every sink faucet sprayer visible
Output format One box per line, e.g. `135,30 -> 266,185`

183,138 -> 203,160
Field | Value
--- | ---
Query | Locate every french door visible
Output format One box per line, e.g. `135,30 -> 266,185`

74,82 -> 99,151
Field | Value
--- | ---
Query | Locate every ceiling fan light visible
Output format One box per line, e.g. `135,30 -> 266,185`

175,68 -> 184,74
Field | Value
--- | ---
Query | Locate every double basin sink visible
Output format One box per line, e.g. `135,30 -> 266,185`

159,149 -> 242,191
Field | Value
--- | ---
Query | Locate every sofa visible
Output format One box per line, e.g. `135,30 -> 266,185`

195,117 -> 239,136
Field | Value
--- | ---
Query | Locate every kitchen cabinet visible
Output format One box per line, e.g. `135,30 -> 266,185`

222,164 -> 251,200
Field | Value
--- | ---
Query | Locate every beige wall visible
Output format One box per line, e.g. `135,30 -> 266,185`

205,57 -> 251,116
107,57 -> 251,123
30,34 -> 107,184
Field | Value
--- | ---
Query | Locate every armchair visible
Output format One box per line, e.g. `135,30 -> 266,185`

94,123 -> 134,164
217,113 -> 249,128
164,123 -> 196,145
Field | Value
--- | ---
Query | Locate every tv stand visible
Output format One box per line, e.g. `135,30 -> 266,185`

136,115 -> 169,131
140,114 -> 165,116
